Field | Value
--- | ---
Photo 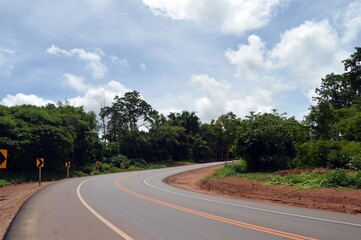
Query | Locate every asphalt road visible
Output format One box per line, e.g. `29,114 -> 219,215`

6,162 -> 361,240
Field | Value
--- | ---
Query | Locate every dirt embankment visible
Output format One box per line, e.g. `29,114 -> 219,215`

0,182 -> 52,239
166,165 -> 361,215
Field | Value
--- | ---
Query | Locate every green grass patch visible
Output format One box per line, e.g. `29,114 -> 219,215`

210,163 -> 361,189
210,160 -> 247,178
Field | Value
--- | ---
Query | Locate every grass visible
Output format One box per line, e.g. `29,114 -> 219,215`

210,162 -> 361,189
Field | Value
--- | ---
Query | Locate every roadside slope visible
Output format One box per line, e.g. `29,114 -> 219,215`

165,165 -> 361,215
0,182 -> 52,239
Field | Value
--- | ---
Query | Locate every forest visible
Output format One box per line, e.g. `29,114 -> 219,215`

0,47 -> 360,178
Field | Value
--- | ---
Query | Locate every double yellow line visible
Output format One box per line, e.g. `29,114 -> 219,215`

115,177 -> 317,240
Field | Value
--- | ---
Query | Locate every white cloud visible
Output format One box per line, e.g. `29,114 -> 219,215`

140,63 -> 147,71
189,74 -> 274,120
67,80 -> 130,115
47,45 -> 108,79
1,78 -> 130,117
342,1 -> 361,43
63,73 -> 88,92
157,107 -> 182,117
190,74 -> 230,98
225,35 -> 271,79
110,56 -> 129,68
142,0 -> 285,35
226,20 -> 348,99
270,20 -> 347,88
1,93 -> 55,106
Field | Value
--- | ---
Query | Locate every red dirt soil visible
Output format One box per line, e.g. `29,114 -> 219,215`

165,165 -> 361,215
0,182 -> 52,239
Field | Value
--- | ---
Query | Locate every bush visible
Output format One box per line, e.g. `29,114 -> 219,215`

322,169 -> 361,189
232,160 -> 248,174
100,163 -> 119,173
213,161 -> 247,177
129,158 -> 148,168
354,171 -> 361,188
322,169 -> 352,188
110,154 -> 129,169
296,140 -> 361,169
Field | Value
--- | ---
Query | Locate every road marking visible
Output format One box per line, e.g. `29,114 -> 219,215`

144,172 -> 361,228
77,178 -> 134,240
115,177 -> 317,240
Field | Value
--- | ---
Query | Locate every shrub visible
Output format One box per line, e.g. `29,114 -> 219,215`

110,154 -> 129,169
213,161 -> 247,178
296,140 -> 361,169
322,169 -> 351,188
129,158 -> 148,168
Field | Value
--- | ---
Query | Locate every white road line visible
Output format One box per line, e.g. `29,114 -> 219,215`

77,178 -> 134,240
143,173 -> 361,228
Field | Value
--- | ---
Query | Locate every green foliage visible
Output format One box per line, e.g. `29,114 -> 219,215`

307,47 -> 361,141
232,111 -> 307,172
322,169 -> 350,188
100,163 -> 120,173
0,103 -> 102,173
211,168 -> 361,189
110,154 -> 129,168
297,140 -> 361,169
212,161 -> 248,178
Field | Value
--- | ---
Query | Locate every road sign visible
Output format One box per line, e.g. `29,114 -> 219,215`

96,161 -> 101,168
65,161 -> 71,168
36,158 -> 44,168
65,161 -> 71,178
0,149 -> 7,169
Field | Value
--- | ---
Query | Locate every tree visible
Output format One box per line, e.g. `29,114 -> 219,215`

342,47 -> 361,98
214,112 -> 240,160
315,47 -> 361,109
307,48 -> 361,141
100,91 -> 158,142
166,111 -> 201,160
100,91 -> 158,161
233,111 -> 306,171
305,101 -> 337,140
0,104 -> 101,172
157,124 -> 185,160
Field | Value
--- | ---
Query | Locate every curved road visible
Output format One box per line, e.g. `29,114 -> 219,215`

6,162 -> 361,240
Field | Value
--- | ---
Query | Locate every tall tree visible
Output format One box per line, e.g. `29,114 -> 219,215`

308,47 -> 361,140
315,47 -> 361,109
100,91 -> 158,141
233,111 -> 306,171
214,112 -> 240,160
100,91 -> 158,160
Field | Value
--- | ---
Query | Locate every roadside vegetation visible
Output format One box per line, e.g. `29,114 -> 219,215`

0,160 -> 190,187
211,161 -> 361,189
1,47 -> 361,189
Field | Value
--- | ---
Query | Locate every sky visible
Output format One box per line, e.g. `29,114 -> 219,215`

0,0 -> 360,122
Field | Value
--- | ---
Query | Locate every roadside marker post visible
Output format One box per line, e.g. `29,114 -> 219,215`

0,149 -> 7,169
65,161 -> 71,178
36,158 -> 44,186
96,161 -> 101,173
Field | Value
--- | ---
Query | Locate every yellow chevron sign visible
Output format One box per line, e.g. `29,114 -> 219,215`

36,158 -> 44,168
0,149 -> 7,169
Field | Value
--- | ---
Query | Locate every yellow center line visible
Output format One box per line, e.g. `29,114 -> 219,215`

115,177 -> 317,240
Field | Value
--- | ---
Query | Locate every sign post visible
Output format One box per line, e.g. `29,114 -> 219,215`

36,158 -> 44,186
95,161 -> 100,173
65,161 -> 71,178
0,149 -> 7,169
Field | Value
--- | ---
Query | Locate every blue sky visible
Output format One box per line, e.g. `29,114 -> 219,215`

0,0 -> 360,122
